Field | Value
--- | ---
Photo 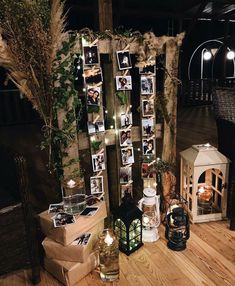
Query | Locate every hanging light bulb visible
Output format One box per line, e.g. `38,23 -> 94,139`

203,50 -> 212,61
227,50 -> 235,60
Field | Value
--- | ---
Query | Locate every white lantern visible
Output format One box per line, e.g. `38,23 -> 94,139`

180,144 -> 230,223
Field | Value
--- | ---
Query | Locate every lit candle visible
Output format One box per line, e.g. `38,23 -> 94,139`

67,179 -> 76,188
104,231 -> 114,246
143,216 -> 150,225
198,186 -> 205,194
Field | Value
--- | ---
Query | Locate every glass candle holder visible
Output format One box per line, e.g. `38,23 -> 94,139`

98,229 -> 119,283
62,178 -> 86,215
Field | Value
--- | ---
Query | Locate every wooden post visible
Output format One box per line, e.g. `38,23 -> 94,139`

98,0 -> 113,31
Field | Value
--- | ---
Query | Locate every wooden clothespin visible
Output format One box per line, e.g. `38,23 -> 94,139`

92,114 -> 100,124
123,44 -> 130,52
97,148 -> 104,155
148,159 -> 156,167
89,38 -> 98,47
97,170 -> 103,176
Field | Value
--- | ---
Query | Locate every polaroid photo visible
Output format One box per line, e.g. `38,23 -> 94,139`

52,212 -> 76,228
121,147 -> 134,165
84,67 -> 103,84
87,120 -> 105,134
121,184 -> 133,198
48,203 -> 64,214
120,165 -> 132,184
80,206 -> 99,216
142,118 -> 155,137
139,65 -> 156,75
116,76 -> 132,91
121,112 -> 133,128
90,176 -> 104,195
142,138 -> 156,156
119,129 -> 132,147
140,75 -> 155,95
141,163 -> 156,179
83,45 -> 99,66
116,50 -> 132,70
71,233 -> 91,246
143,178 -> 156,189
92,153 -> 105,172
142,99 -> 155,117
86,86 -> 101,106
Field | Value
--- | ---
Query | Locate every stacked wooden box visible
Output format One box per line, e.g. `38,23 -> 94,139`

39,201 -> 107,286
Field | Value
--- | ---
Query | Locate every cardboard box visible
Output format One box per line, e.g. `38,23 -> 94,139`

42,220 -> 104,262
44,251 -> 98,286
39,201 -> 107,245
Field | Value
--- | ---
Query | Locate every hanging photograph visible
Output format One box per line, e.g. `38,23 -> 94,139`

120,166 -> 132,184
84,67 -> 103,84
139,65 -> 156,75
142,138 -> 155,155
140,75 -> 154,94
87,120 -> 105,134
86,86 -> 101,106
83,45 -> 99,66
142,99 -> 154,117
121,112 -> 133,128
141,163 -> 156,179
121,184 -> 133,198
142,118 -> 155,137
92,153 -> 105,172
90,176 -> 104,195
121,147 -> 135,165
119,129 -> 132,147
116,50 -> 132,70
143,178 -> 156,189
116,76 -> 132,91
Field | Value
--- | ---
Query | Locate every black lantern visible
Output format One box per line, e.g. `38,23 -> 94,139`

165,206 -> 190,251
113,193 -> 143,255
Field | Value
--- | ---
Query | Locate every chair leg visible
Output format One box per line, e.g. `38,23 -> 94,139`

230,218 -> 235,231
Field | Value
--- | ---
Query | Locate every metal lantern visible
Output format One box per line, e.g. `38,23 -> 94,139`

165,206 -> 190,251
180,144 -> 230,223
113,193 -> 143,256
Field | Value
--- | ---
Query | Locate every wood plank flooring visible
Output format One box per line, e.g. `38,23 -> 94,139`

1,105 -> 232,286
0,221 -> 234,286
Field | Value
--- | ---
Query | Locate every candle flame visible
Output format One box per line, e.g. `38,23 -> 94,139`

104,231 -> 113,246
67,179 -> 76,188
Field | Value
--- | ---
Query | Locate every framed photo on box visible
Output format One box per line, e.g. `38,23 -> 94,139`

120,112 -> 133,128
83,45 -> 99,66
84,67 -> 103,84
116,50 -> 132,70
92,153 -> 105,172
121,147 -> 134,165
120,166 -> 132,184
140,75 -> 154,95
142,138 -> 155,156
116,76 -> 132,91
119,129 -> 132,147
90,176 -> 104,195
142,118 -> 155,137
142,99 -> 154,117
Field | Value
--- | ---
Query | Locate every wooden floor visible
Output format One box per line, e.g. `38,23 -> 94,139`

2,105 -> 234,286
0,221 -> 235,286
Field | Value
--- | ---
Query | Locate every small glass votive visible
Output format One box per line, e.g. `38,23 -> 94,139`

62,178 -> 86,215
98,229 -> 119,283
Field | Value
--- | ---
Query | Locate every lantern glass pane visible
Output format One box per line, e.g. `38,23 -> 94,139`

114,219 -> 127,241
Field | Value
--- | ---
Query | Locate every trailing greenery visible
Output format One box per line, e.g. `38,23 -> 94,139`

91,140 -> 102,151
116,91 -> 128,105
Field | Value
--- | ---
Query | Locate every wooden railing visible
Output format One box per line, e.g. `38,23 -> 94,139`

179,77 -> 235,106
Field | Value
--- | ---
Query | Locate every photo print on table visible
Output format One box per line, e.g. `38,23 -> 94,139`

142,138 -> 155,156
141,163 -> 156,179
48,203 -> 64,214
116,50 -> 132,70
142,117 -> 155,137
119,129 -> 132,147
140,75 -> 154,95
121,112 -> 133,128
121,184 -> 133,198
121,146 -> 135,165
87,120 -> 105,134
92,153 -> 105,172
83,45 -> 99,66
116,75 -> 132,91
142,99 -> 155,117
84,67 -> 103,84
52,212 -> 76,228
139,65 -> 156,75
86,86 -> 101,106
120,165 -> 132,184
90,176 -> 104,195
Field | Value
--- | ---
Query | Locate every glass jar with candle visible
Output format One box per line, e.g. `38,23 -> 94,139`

98,229 -> 119,282
62,177 -> 86,215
